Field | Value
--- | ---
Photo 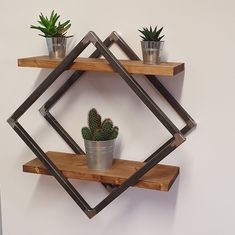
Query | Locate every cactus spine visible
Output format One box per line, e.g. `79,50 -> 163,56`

81,108 -> 119,141
110,126 -> 119,139
93,129 -> 105,141
102,118 -> 113,140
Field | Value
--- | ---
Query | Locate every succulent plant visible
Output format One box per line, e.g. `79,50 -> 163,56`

30,10 -> 72,37
81,109 -> 119,141
138,26 -> 164,41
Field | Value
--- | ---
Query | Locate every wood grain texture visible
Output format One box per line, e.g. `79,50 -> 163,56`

18,56 -> 184,76
23,151 -> 179,191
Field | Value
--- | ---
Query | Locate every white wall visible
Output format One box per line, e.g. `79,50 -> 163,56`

0,192 -> 2,235
1,0 -> 235,234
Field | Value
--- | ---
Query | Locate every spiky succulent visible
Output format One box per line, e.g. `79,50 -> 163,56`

138,26 -> 164,41
30,10 -> 72,37
81,127 -> 92,140
88,108 -> 102,134
81,109 -> 119,141
101,118 -> 113,139
93,129 -> 105,141
110,126 -> 119,139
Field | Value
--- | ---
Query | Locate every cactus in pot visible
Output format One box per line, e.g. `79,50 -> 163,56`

81,108 -> 119,170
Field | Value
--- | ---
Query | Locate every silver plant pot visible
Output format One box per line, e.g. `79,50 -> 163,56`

46,37 -> 67,59
84,139 -> 115,170
141,41 -> 164,64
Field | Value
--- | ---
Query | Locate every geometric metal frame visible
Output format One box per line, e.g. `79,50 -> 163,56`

7,31 -> 196,218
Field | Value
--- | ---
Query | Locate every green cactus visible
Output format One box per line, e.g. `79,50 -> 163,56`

88,108 -> 101,133
101,118 -> 113,139
110,126 -> 119,139
81,108 -> 119,141
93,129 -> 105,141
81,127 -> 92,140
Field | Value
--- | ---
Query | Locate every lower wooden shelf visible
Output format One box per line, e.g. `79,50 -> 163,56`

23,151 -> 179,191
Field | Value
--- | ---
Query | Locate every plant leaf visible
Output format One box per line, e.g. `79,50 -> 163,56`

31,10 -> 71,37
138,25 -> 164,41
39,13 -> 49,28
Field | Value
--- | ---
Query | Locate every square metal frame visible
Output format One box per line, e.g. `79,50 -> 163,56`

8,31 -> 196,218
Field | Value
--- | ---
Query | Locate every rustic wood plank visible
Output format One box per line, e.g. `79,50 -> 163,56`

23,151 -> 179,191
18,56 -> 184,76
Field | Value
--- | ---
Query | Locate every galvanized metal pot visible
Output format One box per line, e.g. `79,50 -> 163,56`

84,139 -> 115,170
141,41 -> 164,64
46,37 -> 67,59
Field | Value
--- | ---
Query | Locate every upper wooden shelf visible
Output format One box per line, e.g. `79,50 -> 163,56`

18,56 -> 184,77
23,151 -> 179,191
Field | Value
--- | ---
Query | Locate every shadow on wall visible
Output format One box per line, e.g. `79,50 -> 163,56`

159,71 -> 185,101
27,173 -> 180,224
105,176 -> 180,232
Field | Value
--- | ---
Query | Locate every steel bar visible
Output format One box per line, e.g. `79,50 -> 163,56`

146,75 -> 195,124
40,110 -> 84,154
41,71 -> 84,111
111,31 -> 140,60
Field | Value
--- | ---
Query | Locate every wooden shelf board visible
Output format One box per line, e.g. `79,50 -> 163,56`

23,151 -> 179,191
18,56 -> 184,76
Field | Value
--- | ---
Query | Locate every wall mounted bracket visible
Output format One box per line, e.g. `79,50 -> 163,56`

7,31 -> 196,218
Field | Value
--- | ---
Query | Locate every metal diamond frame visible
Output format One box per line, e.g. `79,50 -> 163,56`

7,31 -> 196,219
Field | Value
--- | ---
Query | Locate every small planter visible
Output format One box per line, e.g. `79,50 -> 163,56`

84,139 -> 115,170
141,41 -> 164,64
81,108 -> 119,170
46,37 -> 67,59
30,10 -> 72,59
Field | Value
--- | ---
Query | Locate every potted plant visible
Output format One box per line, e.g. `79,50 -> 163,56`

30,10 -> 72,59
81,108 -> 119,170
138,26 -> 164,64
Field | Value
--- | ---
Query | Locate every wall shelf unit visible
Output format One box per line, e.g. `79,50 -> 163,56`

8,31 -> 196,218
